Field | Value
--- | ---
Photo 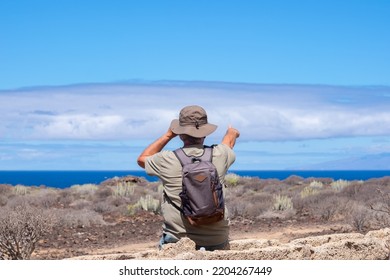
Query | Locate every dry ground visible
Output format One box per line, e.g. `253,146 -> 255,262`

3,175 -> 390,260
32,211 -> 347,259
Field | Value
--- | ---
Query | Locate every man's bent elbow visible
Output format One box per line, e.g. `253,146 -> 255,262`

137,156 -> 146,169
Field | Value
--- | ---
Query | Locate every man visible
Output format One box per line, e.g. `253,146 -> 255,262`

137,105 -> 240,250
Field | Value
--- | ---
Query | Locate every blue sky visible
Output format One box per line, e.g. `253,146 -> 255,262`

1,1 -> 390,170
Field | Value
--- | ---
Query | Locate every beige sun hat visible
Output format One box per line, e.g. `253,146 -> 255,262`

170,105 -> 217,138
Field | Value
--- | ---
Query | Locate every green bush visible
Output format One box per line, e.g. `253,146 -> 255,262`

225,173 -> 240,187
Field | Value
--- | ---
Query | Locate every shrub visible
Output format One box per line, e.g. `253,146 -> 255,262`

224,173 -> 240,187
283,175 -> 304,186
69,199 -> 92,210
113,183 -> 135,198
57,188 -> 75,206
52,209 -> 105,228
0,185 -> 12,195
237,176 -> 264,192
309,181 -> 323,189
225,184 -> 246,198
108,196 -> 129,208
13,185 -> 30,195
273,194 -> 293,211
69,184 -> 98,199
315,195 -> 344,221
93,201 -> 114,214
331,179 -> 350,192
369,188 -> 390,227
138,195 -> 160,213
95,186 -> 113,199
300,186 -> 319,198
0,204 -> 54,260
127,204 -> 139,216
341,181 -> 364,198
348,203 -> 371,232
262,180 -> 288,194
306,177 -> 333,185
370,188 -> 390,215
30,189 -> 59,208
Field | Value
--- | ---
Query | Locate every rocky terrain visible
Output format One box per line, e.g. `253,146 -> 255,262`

2,174 -> 390,260
66,227 -> 390,260
32,210 -> 390,260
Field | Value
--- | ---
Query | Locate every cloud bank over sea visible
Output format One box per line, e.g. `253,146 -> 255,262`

2,81 -> 390,141
1,81 -> 390,170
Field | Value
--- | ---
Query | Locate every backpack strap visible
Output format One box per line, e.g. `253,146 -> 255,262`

173,148 -> 192,166
173,146 -> 213,166
163,191 -> 183,213
201,146 -> 213,162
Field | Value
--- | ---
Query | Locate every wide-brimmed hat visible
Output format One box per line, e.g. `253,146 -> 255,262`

170,105 -> 217,138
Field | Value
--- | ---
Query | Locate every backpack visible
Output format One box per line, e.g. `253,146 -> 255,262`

164,146 -> 225,226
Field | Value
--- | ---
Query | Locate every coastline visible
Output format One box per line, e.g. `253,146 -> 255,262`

1,170 -> 389,189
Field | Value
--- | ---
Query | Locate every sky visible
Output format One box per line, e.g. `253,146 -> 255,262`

1,0 -> 390,170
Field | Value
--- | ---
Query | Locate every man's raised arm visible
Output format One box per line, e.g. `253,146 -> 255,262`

221,126 -> 240,149
137,129 -> 177,168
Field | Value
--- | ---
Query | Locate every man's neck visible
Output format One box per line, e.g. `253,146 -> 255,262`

182,143 -> 204,148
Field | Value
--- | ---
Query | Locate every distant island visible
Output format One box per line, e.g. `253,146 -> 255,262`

299,152 -> 390,170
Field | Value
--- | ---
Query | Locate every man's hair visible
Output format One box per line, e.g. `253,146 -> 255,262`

180,134 -> 204,145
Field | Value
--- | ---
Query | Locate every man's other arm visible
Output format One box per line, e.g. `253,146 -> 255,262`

221,126 -> 240,149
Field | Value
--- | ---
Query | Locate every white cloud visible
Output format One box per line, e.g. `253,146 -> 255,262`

1,81 -> 390,141
34,114 -> 125,139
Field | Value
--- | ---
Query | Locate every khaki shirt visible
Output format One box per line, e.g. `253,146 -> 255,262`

145,143 -> 236,246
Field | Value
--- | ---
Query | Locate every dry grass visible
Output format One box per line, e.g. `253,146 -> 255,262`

1,174 -> 390,259
1,175 -> 390,230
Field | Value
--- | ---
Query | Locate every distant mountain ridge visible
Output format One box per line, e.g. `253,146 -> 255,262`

299,153 -> 390,170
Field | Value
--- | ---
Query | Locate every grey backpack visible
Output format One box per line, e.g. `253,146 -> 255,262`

164,146 -> 225,226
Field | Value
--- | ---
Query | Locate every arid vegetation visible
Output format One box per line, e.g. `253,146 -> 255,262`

1,174 -> 390,259
224,174 -> 390,231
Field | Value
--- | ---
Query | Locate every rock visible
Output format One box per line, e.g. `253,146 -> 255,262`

310,238 -> 388,260
366,227 -> 390,240
100,175 -> 145,186
158,237 -> 196,258
290,232 -> 364,247
229,239 -> 280,250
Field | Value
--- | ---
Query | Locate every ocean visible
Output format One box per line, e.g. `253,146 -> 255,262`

0,170 -> 389,189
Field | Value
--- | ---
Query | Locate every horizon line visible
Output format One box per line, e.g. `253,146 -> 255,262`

2,79 -> 390,92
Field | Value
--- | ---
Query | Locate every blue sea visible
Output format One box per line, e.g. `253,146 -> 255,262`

0,170 -> 389,189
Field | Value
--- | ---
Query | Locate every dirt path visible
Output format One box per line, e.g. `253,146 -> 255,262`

231,223 -> 335,242
78,223 -> 339,257
32,218 -> 348,260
